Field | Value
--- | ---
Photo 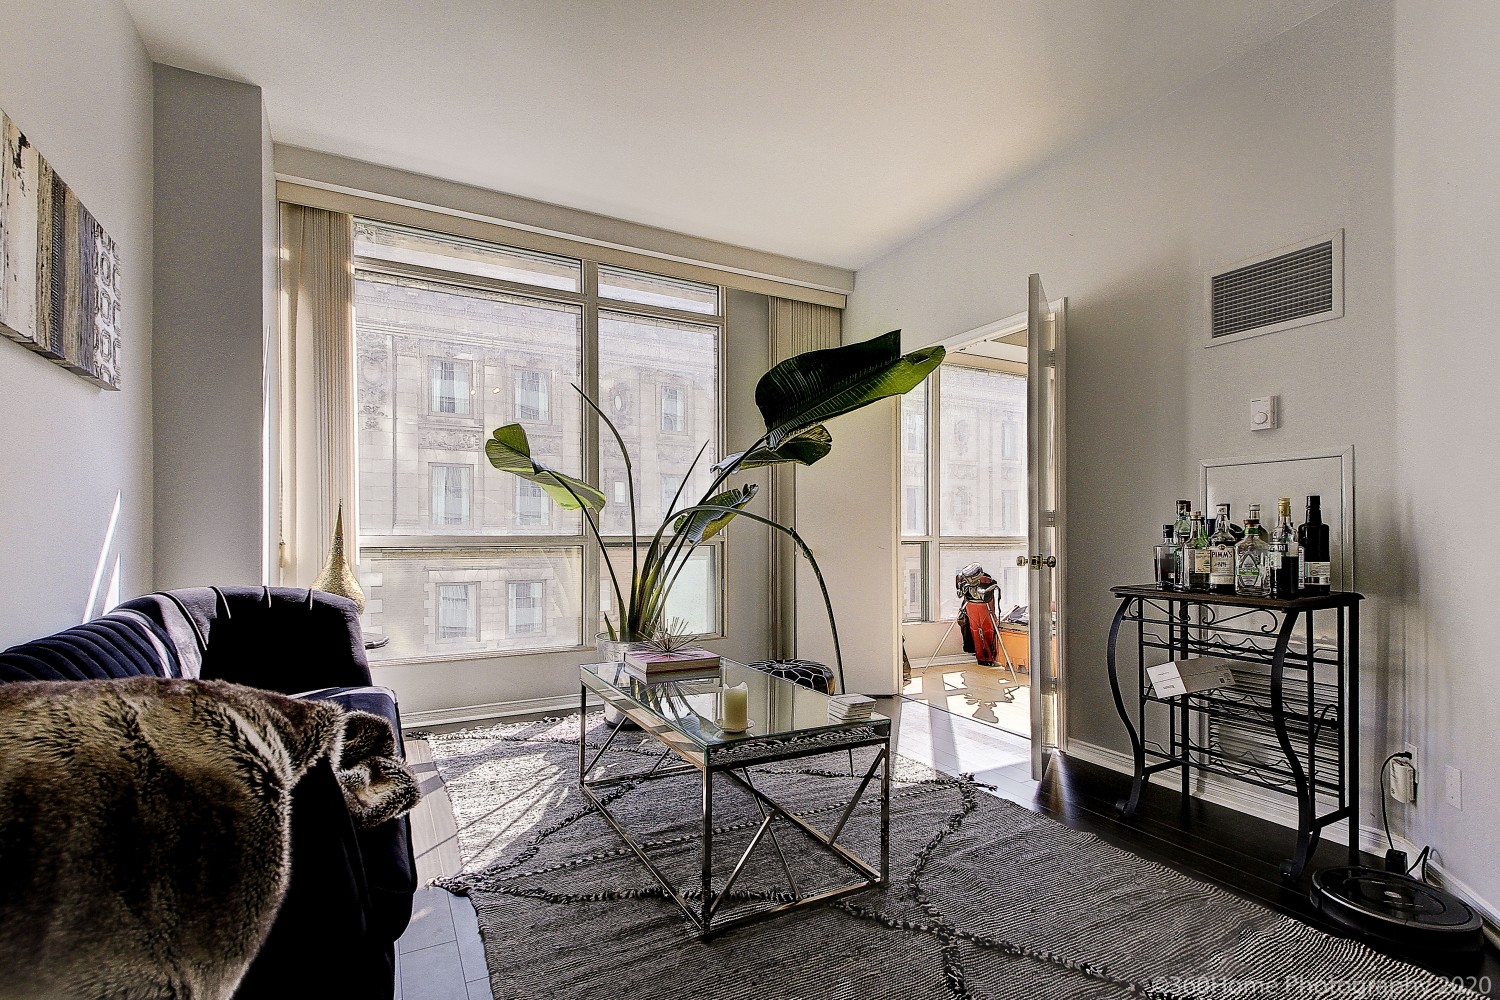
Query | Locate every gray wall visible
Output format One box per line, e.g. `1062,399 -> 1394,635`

1392,0 -> 1500,916
847,0 -> 1400,846
152,65 -> 271,589
0,1 -> 155,646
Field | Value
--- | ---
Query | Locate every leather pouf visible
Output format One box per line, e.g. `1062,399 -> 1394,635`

746,658 -> 835,694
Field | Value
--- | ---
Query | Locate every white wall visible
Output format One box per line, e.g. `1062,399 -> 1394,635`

1392,0 -> 1500,913
152,65 -> 271,589
847,0 -> 1398,822
0,2 -> 154,647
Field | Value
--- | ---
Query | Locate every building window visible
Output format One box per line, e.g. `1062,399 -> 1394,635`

660,385 -> 684,433
660,474 -> 684,516
437,583 -> 478,639
1002,489 -> 1020,534
430,359 -> 472,415
515,480 -> 551,528
508,580 -> 544,635
431,464 -> 472,527
515,368 -> 550,422
1002,415 -> 1021,461
613,481 -> 628,504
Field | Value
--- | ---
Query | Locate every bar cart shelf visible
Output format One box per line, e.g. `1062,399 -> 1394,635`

1105,584 -> 1363,881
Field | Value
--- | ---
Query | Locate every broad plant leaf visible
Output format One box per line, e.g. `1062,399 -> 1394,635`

755,330 -> 943,449
485,425 -> 606,512
672,484 -> 759,544
713,425 -> 833,474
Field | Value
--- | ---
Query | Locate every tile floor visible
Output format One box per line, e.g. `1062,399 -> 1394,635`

394,697 -> 1033,1000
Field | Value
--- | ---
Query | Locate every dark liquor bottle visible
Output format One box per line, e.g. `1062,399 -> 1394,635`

1187,512 -> 1211,590
1298,495 -> 1332,595
1270,497 -> 1300,598
1154,525 -> 1180,590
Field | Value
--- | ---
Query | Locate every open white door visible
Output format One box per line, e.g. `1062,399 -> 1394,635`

1024,274 -> 1066,779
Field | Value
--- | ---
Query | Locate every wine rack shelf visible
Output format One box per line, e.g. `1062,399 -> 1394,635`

1105,584 -> 1364,881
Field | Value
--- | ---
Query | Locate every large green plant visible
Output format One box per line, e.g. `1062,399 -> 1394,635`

485,329 -> 943,691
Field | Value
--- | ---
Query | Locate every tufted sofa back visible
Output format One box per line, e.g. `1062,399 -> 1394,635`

0,587 -> 371,694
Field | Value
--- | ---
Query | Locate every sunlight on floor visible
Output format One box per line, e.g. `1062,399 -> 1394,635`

903,661 -> 1031,738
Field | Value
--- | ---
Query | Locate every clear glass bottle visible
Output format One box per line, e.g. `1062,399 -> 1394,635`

1154,524 -> 1181,590
1187,512 -> 1211,591
1216,501 -> 1246,544
1270,497 -> 1299,598
1173,499 -> 1193,545
1235,514 -> 1273,596
1208,505 -> 1238,594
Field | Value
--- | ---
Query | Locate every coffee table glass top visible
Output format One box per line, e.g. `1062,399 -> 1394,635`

581,658 -> 888,750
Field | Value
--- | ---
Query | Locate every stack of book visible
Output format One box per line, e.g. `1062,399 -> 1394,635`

622,647 -> 722,681
827,693 -> 875,723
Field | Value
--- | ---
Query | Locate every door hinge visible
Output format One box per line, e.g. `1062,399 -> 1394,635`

1044,509 -> 1057,527
1046,349 -> 1057,368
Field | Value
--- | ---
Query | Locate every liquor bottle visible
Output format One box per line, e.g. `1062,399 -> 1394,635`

1187,512 -> 1211,590
1208,507 -> 1238,594
1245,504 -> 1268,541
1216,502 -> 1246,544
1173,500 -> 1193,545
1270,497 -> 1299,599
1298,495 -> 1332,595
1154,525 -> 1181,590
1235,513 -> 1272,596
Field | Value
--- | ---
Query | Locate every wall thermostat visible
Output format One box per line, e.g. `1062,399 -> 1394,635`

1250,395 -> 1279,431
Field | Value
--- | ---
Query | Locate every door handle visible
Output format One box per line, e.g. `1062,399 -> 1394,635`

1017,555 -> 1058,569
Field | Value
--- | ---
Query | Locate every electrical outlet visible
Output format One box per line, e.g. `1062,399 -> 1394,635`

1445,766 -> 1462,810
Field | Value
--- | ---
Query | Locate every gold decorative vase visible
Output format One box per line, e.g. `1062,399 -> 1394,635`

312,502 -> 365,613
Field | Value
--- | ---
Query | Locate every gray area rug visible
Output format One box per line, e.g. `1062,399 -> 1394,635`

427,715 -> 1473,999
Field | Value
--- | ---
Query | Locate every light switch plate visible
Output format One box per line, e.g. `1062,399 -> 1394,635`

1250,395 -> 1278,431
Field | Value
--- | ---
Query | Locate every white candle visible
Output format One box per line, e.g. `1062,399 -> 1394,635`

721,682 -> 749,730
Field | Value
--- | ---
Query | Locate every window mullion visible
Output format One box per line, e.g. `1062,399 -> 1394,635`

581,261 -> 602,645
927,367 -> 943,622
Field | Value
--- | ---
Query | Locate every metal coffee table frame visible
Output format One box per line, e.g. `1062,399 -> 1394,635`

578,663 -> 891,939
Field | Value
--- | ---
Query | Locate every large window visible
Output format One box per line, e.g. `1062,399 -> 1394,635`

353,219 -> 723,661
901,359 -> 1028,623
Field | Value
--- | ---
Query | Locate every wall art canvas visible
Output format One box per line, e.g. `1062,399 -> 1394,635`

0,108 -> 121,390
0,113 -> 41,349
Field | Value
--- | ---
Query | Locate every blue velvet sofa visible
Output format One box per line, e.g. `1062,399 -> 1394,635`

0,586 -> 418,1000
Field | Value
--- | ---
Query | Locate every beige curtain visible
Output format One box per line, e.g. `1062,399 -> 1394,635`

767,298 -> 841,659
278,204 -> 358,587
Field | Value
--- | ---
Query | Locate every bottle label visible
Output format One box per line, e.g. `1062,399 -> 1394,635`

1209,545 -> 1235,584
1193,548 -> 1212,574
1304,561 -> 1332,585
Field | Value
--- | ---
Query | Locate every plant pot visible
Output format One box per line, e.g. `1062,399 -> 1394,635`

594,633 -> 652,728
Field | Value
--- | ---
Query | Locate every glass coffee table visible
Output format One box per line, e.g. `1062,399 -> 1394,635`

579,658 -> 891,938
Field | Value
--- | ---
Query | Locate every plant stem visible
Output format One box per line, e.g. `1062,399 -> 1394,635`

573,383 -> 639,632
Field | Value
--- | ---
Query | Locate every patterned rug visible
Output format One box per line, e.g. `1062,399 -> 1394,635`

426,715 -> 1473,1000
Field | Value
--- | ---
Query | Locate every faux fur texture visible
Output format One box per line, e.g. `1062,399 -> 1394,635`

0,677 -> 421,1000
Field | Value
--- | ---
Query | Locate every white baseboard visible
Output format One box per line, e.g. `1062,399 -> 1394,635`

402,694 -> 600,730
1062,738 -> 1500,937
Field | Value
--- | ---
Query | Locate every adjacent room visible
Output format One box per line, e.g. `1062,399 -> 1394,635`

2,1 -> 1497,998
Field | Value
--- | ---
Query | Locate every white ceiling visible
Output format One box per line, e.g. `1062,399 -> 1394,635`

123,0 -> 1341,270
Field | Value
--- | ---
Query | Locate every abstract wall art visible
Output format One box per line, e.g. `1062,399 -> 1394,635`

0,109 -> 121,390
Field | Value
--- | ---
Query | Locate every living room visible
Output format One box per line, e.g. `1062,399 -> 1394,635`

2,1 -> 1497,998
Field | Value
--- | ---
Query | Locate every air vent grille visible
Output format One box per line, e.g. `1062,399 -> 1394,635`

1208,231 -> 1342,344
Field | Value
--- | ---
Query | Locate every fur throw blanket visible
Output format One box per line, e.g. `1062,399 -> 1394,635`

0,677 -> 421,1000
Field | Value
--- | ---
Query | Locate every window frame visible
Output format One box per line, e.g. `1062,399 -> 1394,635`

430,462 -> 474,528
436,581 -> 480,641
901,357 -> 1030,624
353,225 -> 728,664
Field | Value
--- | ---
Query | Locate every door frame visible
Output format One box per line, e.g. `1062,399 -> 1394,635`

906,306 -> 1067,761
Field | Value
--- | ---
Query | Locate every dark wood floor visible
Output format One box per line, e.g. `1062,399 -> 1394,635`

1015,751 -> 1498,995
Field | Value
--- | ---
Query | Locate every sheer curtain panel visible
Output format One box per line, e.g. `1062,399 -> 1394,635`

278,204 -> 359,589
